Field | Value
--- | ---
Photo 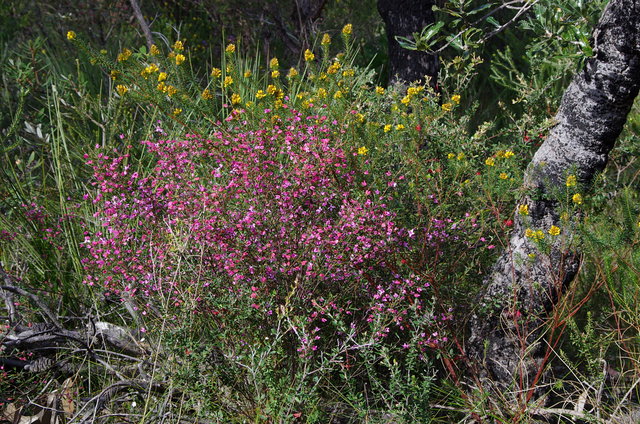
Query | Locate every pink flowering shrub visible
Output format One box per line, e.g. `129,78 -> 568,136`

82,108 -> 461,357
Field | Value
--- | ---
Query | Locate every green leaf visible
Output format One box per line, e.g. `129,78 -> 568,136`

395,36 -> 417,51
408,21 -> 446,51
468,3 -> 494,15
420,21 -> 445,44
486,16 -> 501,28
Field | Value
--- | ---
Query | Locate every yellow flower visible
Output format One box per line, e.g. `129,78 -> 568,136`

526,229 -> 545,241
201,89 -> 213,100
140,63 -> 159,78
117,48 -> 132,62
384,124 -> 392,133
451,94 -> 461,104
441,102 -> 453,111
158,72 -> 167,82
317,87 -> 327,98
401,95 -> 411,105
342,24 -> 352,35
244,70 -> 252,78
304,49 -> 315,62
499,173 -> 508,180
150,44 -> 160,56
395,124 -> 405,130
333,90 -> 343,99
271,70 -> 280,78
245,101 -> 254,108
116,85 -> 128,96
375,86 -> 385,95
448,153 -> 456,159
267,84 -> 277,95
66,31 -> 76,40
327,62 -> 341,74
566,175 -> 577,187
269,58 -> 279,69
356,113 -> 364,123
256,90 -> 266,99
358,146 -> 368,155
485,157 -> 495,166
342,69 -> 355,77
287,67 -> 298,78
504,150 -> 515,158
496,150 -> 506,158
225,43 -> 236,53
157,82 -> 166,92
518,204 -> 529,215
231,93 -> 241,104
166,85 -> 177,96
173,40 -> 184,51
223,76 -> 233,87
211,68 -> 222,78
457,152 -> 465,160
572,193 -> 583,205
548,225 -> 561,236
407,86 -> 422,96
172,108 -> 182,116
175,54 -> 186,65
110,70 -> 119,80
321,33 -> 331,45
560,212 -> 569,221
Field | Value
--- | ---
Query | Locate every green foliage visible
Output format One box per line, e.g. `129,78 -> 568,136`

1,1 -> 640,422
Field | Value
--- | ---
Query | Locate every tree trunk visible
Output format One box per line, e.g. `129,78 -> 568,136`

377,0 -> 439,86
467,0 -> 640,395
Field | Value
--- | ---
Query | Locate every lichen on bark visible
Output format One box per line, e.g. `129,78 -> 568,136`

467,0 -> 640,396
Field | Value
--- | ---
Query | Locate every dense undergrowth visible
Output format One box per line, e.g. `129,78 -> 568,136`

1,0 -> 639,422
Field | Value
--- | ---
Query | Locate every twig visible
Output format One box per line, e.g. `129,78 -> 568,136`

429,0 -> 540,54
76,379 -> 167,424
0,285 -> 19,326
0,284 -> 61,331
610,376 -> 640,421
129,0 -> 155,50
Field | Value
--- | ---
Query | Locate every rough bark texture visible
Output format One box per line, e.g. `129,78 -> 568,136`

377,0 -> 439,86
467,0 -> 640,393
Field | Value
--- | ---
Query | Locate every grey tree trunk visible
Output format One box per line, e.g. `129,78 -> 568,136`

467,0 -> 640,395
377,0 -> 439,86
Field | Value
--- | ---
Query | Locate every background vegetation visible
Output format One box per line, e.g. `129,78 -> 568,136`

0,0 -> 639,422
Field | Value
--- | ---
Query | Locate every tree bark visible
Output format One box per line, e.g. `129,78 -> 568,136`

129,0 -> 155,50
377,0 -> 439,86
467,0 -> 640,395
